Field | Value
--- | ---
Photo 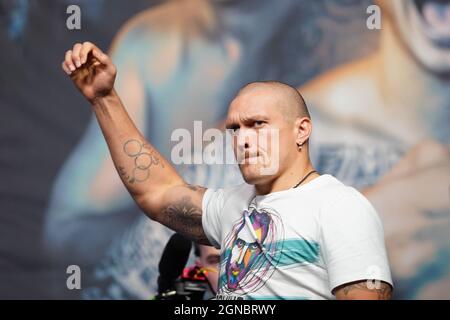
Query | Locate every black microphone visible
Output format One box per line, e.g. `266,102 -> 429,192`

157,233 -> 192,295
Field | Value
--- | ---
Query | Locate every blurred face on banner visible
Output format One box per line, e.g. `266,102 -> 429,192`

380,0 -> 450,73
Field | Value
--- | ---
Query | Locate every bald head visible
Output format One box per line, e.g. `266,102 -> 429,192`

235,81 -> 310,122
226,81 -> 314,186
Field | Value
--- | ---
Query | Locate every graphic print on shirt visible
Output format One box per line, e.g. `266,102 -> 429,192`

219,205 -> 284,296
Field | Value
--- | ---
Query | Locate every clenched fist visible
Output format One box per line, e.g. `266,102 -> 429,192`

62,42 -> 116,103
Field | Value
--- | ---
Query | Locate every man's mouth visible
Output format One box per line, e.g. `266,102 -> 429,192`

413,0 -> 450,46
229,264 -> 241,277
237,151 -> 261,164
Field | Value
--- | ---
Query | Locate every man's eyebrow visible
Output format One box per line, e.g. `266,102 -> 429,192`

225,115 -> 269,129
241,115 -> 269,123
206,255 -> 220,262
225,121 -> 239,129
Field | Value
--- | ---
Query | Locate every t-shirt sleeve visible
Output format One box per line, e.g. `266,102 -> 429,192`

201,188 -> 226,249
320,187 -> 393,294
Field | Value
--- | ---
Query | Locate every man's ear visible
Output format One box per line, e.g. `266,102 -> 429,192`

294,116 -> 312,146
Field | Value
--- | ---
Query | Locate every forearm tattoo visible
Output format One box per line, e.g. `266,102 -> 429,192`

161,193 -> 209,244
340,281 -> 392,300
119,139 -> 164,184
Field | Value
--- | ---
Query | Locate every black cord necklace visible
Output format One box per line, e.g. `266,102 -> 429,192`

250,170 -> 318,208
292,170 -> 318,189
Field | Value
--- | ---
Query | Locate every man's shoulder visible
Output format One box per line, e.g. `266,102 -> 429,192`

110,0 -> 215,54
301,55 -> 379,112
315,175 -> 370,209
217,183 -> 254,200
204,183 -> 252,207
317,176 -> 378,223
300,55 -> 385,143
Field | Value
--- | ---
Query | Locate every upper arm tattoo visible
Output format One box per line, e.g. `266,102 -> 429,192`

336,280 -> 392,300
160,185 -> 210,245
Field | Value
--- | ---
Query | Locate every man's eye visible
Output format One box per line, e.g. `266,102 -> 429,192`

229,127 -> 240,135
207,256 -> 220,265
254,121 -> 265,127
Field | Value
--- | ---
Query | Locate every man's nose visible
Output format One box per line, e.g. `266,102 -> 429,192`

237,245 -> 249,264
236,128 -> 257,150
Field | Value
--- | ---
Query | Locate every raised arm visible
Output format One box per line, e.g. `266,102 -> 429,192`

62,42 -> 209,244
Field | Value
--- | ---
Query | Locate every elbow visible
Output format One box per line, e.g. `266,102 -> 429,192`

134,190 -> 163,221
134,180 -> 185,222
135,193 -> 156,220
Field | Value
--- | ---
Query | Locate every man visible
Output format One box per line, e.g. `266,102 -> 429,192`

46,0 -> 373,298
300,0 -> 450,298
45,0 -> 309,266
192,243 -> 221,298
61,42 -> 392,299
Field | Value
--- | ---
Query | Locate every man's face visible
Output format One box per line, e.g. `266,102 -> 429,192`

197,245 -> 220,292
225,89 -> 296,185
380,0 -> 450,73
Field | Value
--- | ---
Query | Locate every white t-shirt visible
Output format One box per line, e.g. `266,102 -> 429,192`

201,174 -> 393,300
